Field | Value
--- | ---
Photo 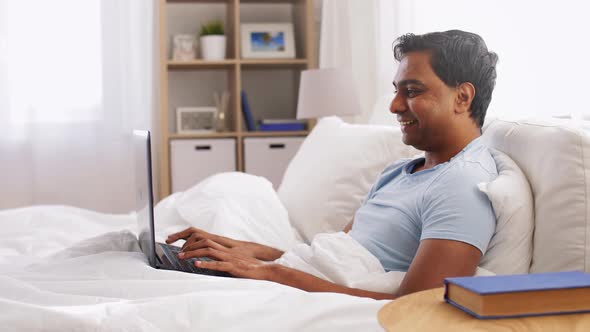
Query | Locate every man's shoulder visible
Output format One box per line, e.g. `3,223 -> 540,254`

429,146 -> 497,192
449,139 -> 498,177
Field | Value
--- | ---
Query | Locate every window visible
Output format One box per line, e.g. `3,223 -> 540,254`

2,0 -> 102,124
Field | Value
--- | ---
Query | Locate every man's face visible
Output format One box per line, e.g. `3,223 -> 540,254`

390,51 -> 458,151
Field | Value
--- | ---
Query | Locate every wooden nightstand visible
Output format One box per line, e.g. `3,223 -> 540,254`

378,288 -> 590,332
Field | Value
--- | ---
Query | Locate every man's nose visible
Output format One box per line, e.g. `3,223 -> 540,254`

390,93 -> 406,114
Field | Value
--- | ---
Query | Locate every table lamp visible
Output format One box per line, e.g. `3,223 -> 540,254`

296,68 -> 362,120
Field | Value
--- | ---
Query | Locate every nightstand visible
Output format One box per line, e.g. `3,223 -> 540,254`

378,287 -> 590,332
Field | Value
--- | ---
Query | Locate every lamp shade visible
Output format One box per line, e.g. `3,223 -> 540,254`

296,68 -> 362,119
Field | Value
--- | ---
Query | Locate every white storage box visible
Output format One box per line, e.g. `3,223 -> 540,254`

170,138 -> 236,193
244,137 -> 305,189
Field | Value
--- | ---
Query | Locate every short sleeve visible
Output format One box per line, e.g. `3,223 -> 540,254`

362,159 -> 409,204
420,163 -> 496,255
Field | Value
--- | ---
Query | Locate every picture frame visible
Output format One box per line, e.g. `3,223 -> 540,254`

176,107 -> 217,134
240,23 -> 296,59
171,34 -> 196,61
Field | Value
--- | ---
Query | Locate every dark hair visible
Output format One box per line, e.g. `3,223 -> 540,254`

393,30 -> 498,128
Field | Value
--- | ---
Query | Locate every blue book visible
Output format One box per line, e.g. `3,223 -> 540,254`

258,123 -> 306,131
444,271 -> 590,319
241,90 -> 256,131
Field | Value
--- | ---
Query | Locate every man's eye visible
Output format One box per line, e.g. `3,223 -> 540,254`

407,89 -> 420,97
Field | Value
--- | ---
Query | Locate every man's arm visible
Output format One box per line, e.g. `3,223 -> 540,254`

183,237 -> 481,300
396,238 -> 481,296
271,238 -> 481,298
184,244 -> 397,300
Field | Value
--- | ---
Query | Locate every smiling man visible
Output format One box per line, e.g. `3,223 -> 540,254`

167,30 -> 500,300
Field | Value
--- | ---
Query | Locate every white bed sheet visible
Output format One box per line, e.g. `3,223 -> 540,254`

0,205 -> 386,331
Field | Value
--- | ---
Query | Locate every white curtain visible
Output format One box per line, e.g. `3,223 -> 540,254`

319,0 -> 379,123
320,0 -> 590,124
0,0 -> 156,213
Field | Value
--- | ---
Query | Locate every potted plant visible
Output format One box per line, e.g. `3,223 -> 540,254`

199,20 -> 226,60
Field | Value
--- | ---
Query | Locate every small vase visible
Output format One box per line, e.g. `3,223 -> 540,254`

200,35 -> 226,60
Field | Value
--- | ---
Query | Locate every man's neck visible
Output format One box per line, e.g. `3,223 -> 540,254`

420,132 -> 481,172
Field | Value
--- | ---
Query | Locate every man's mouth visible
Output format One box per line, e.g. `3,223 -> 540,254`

399,120 -> 417,126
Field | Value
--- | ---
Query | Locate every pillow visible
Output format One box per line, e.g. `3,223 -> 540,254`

478,149 -> 534,275
482,118 -> 590,273
167,172 -> 298,251
278,116 -> 418,243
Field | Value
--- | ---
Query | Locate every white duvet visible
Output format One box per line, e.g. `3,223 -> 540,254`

0,206 -> 388,331
0,174 -> 391,331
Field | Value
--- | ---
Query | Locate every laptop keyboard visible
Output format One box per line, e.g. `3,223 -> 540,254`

159,243 -> 232,277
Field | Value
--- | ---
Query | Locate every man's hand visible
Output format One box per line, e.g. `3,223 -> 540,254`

179,244 -> 274,280
166,227 -> 284,261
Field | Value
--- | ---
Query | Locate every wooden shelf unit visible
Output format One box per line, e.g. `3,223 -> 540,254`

157,0 -> 316,200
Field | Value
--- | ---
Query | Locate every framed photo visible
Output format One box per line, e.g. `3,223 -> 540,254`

171,34 -> 196,61
240,23 -> 296,59
176,107 -> 217,134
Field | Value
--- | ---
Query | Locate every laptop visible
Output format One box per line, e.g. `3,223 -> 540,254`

133,129 -> 231,277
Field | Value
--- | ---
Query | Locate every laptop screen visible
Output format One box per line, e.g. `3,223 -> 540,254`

133,130 -> 157,267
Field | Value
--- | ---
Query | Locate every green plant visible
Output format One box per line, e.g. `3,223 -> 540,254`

200,20 -> 224,36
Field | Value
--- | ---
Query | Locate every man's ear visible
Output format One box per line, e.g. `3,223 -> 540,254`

455,82 -> 475,114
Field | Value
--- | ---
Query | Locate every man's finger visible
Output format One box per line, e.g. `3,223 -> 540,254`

183,238 -> 228,253
166,227 -> 201,244
195,260 -> 234,273
182,233 -> 199,249
180,247 -> 230,261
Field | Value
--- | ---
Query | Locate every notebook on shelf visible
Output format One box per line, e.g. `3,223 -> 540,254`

240,90 -> 256,131
444,271 -> 590,319
258,118 -> 306,131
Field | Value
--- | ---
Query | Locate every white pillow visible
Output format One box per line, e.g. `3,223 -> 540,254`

278,116 -> 418,243
482,118 -> 590,273
478,149 -> 534,275
168,172 -> 298,251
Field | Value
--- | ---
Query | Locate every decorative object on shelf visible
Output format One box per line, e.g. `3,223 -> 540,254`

172,34 -> 196,61
258,119 -> 307,131
176,107 -> 217,134
213,91 -> 230,132
296,68 -> 362,120
199,20 -> 226,60
240,23 -> 295,59
240,90 -> 256,131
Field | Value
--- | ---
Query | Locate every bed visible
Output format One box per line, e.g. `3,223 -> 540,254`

0,204 -> 388,331
1,116 -> 588,331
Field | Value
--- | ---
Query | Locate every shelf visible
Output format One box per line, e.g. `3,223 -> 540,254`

167,0 -> 302,4
166,0 -> 305,3
168,60 -> 237,70
167,59 -> 308,70
168,131 -> 310,139
241,131 -> 309,137
240,58 -> 308,67
158,0 -> 316,200
169,132 -> 239,139
167,0 -> 231,3
240,0 -> 305,3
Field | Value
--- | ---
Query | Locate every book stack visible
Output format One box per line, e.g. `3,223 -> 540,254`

444,271 -> 590,319
258,119 -> 307,132
241,90 -> 307,132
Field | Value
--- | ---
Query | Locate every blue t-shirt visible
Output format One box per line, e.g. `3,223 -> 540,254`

349,137 -> 498,272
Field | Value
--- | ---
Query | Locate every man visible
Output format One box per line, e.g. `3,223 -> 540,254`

166,30 -> 499,300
